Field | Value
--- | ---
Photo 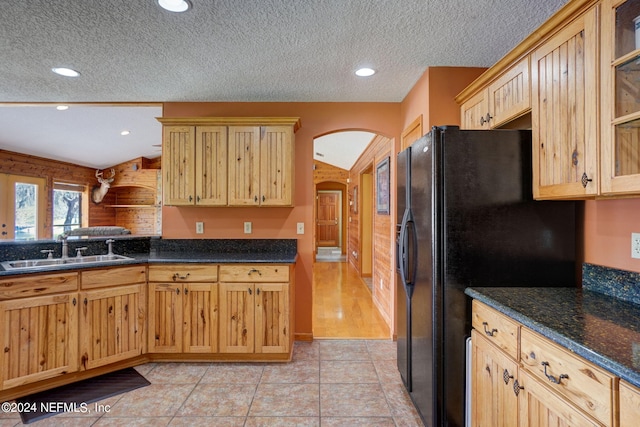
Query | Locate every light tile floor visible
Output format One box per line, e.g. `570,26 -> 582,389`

0,340 -> 424,426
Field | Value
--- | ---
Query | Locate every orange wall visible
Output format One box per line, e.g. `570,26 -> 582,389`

400,67 -> 486,131
584,199 -> 640,273
161,102 -> 401,339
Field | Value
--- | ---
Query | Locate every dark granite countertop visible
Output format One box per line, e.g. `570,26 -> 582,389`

466,287 -> 640,388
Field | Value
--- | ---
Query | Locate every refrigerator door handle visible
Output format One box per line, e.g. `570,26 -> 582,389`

398,208 -> 411,287
406,214 -> 418,287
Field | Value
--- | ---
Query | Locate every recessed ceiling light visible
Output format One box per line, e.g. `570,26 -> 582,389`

120,130 -> 131,136
56,105 -> 69,111
158,0 -> 191,12
355,67 -> 376,77
51,67 -> 80,77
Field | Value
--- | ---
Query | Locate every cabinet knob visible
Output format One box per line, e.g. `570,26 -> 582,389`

480,113 -> 493,126
503,369 -> 514,385
581,172 -> 592,188
513,379 -> 524,396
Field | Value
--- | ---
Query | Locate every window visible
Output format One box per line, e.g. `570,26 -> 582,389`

0,174 -> 46,240
53,183 -> 85,238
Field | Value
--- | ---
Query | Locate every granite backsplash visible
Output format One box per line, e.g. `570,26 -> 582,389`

583,263 -> 640,306
0,237 -> 298,262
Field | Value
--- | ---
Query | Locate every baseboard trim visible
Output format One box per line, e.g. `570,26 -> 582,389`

295,333 -> 314,342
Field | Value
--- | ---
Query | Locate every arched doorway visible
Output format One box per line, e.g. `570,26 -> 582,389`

312,130 -> 393,339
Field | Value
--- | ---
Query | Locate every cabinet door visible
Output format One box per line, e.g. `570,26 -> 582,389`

79,284 -> 145,370
255,283 -> 290,353
195,126 -> 228,206
531,6 -> 599,199
600,0 -> 640,194
162,126 -> 196,206
0,293 -> 78,389
219,283 -> 255,353
461,89 -> 490,130
228,126 -> 261,206
183,283 -> 218,353
471,330 -> 519,427
488,57 -> 530,128
518,370 -> 601,427
260,126 -> 294,206
620,380 -> 640,427
148,283 -> 183,353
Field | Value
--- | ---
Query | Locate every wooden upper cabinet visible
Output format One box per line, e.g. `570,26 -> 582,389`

260,126 -> 294,206
531,5 -> 599,199
461,57 -> 530,130
158,117 -> 299,207
601,0 -> 640,195
228,126 -> 261,206
196,126 -> 228,206
162,126 -> 195,206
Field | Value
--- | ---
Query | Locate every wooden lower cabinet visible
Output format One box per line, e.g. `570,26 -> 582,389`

471,329 -> 519,427
219,282 -> 290,354
147,282 -> 218,353
79,284 -> 146,370
518,370 -> 601,427
471,300 -> 618,427
620,380 -> 640,427
0,293 -> 78,390
219,264 -> 292,355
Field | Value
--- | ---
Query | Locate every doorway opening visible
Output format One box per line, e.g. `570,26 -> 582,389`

316,188 -> 346,262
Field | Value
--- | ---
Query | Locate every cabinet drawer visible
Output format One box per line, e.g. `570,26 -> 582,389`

520,328 -> 615,426
0,272 -> 78,299
148,264 -> 218,282
471,300 -> 519,359
81,265 -> 147,289
219,264 -> 289,282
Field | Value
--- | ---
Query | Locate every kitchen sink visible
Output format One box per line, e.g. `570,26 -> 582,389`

1,254 -> 133,271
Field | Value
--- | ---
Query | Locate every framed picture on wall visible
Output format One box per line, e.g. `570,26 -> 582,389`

376,157 -> 390,215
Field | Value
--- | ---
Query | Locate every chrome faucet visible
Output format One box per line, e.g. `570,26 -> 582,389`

57,234 -> 69,259
106,239 -> 115,255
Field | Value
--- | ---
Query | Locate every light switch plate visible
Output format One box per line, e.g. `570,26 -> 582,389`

195,222 -> 204,234
297,222 -> 304,234
632,232 -> 640,259
244,222 -> 252,234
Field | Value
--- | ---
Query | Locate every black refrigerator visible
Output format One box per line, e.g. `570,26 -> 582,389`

396,126 -> 576,427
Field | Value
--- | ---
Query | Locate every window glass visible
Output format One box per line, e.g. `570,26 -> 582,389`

53,185 -> 83,238
14,182 -> 38,240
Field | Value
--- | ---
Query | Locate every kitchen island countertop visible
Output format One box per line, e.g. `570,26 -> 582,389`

466,286 -> 640,388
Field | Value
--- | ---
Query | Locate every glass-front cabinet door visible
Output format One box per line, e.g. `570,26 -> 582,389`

602,0 -> 640,194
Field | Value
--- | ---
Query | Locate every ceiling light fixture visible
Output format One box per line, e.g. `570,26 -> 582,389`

56,105 -> 69,111
120,130 -> 131,136
355,67 -> 376,77
158,0 -> 191,12
51,67 -> 80,77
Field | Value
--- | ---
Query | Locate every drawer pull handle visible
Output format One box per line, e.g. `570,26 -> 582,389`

541,361 -> 568,384
248,269 -> 262,276
482,322 -> 497,337
173,273 -> 190,281
513,379 -> 524,396
503,369 -> 513,385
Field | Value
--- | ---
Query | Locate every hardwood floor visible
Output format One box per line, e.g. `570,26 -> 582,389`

313,261 -> 391,339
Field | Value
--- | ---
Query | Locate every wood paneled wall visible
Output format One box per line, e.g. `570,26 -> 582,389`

0,149 -> 114,238
0,151 -> 161,238
348,135 -> 394,327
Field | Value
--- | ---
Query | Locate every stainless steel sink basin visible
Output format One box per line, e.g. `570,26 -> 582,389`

1,254 -> 133,271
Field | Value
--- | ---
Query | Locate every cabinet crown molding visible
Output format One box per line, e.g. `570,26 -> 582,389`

156,117 -> 301,132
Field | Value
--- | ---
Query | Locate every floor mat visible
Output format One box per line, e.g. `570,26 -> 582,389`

16,367 -> 150,424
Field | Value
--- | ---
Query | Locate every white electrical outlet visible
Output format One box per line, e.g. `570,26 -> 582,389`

632,233 -> 640,259
195,222 -> 204,234
244,222 -> 252,234
297,222 -> 304,234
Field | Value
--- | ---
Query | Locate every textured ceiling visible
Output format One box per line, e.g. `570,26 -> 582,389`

0,0 -> 569,168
